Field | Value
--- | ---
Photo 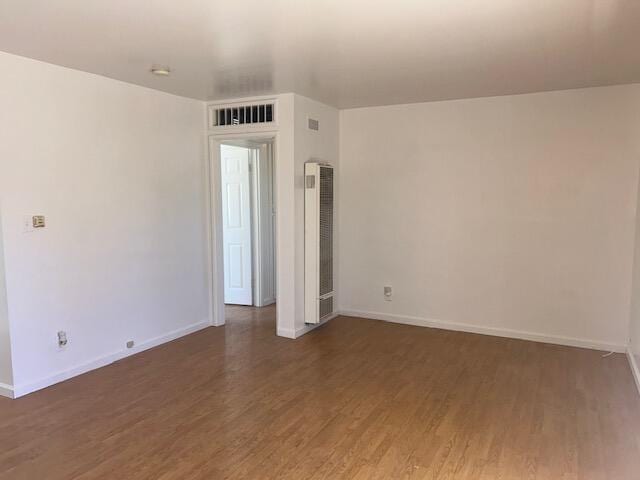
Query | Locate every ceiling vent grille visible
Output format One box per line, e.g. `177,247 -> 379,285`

211,102 -> 274,127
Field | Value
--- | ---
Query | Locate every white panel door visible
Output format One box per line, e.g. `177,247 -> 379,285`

221,145 -> 252,305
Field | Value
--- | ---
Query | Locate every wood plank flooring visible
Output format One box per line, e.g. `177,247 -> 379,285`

1,305 -> 639,479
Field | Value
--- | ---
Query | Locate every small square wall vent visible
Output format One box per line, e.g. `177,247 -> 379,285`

308,118 -> 319,131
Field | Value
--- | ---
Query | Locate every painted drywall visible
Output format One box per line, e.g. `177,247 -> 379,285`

0,212 -> 13,391
628,93 -> 640,380
272,94 -> 297,337
292,95 -> 339,335
0,51 -> 209,395
339,84 -> 640,349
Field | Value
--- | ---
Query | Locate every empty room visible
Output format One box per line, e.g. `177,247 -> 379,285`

1,1 -> 640,479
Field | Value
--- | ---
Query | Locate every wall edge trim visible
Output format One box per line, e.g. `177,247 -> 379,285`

627,347 -> 640,396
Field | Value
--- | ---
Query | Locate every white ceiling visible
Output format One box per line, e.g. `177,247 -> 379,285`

1,0 -> 639,108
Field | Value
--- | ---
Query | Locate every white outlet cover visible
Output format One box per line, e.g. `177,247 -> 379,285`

384,286 -> 393,300
57,331 -> 68,349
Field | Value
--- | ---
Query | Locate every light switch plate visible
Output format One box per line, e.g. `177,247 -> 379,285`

32,215 -> 45,228
57,331 -> 68,348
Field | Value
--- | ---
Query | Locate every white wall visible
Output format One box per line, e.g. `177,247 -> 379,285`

291,95 -> 339,336
272,94 -> 297,337
0,212 -> 13,391
0,52 -> 209,396
628,91 -> 640,378
339,85 -> 640,350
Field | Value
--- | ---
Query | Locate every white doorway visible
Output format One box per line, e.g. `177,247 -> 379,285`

219,140 -> 276,308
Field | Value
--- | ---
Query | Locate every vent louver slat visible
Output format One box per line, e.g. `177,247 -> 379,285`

211,102 -> 275,127
319,297 -> 333,320
319,166 -> 333,296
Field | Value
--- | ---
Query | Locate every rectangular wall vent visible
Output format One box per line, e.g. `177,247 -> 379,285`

211,102 -> 274,127
308,118 -> 319,131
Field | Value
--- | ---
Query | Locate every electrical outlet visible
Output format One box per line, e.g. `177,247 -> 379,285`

57,331 -> 68,348
126,340 -> 135,349
384,286 -> 393,301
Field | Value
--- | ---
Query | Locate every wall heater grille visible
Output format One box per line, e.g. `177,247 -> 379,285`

319,167 -> 333,296
319,296 -> 334,320
305,162 -> 335,324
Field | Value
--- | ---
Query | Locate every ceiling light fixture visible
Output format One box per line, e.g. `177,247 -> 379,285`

151,65 -> 171,76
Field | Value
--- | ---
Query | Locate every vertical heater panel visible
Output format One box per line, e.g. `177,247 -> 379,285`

305,163 -> 335,324
319,166 -> 334,297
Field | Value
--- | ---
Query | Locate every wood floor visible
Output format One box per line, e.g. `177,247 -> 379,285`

1,306 -> 639,479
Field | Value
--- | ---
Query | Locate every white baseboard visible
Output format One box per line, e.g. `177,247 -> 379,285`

13,351 -> 120,398
340,309 -> 626,353
295,313 -> 339,338
0,382 -> 14,399
277,313 -> 339,340
276,326 -> 296,339
256,298 -> 276,308
627,348 -> 640,396
12,320 -> 209,399
112,321 -> 209,361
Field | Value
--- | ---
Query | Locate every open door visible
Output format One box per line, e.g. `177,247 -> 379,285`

220,144 -> 253,305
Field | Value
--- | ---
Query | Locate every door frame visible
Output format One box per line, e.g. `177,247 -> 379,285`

207,132 -> 278,328
250,143 -> 276,307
